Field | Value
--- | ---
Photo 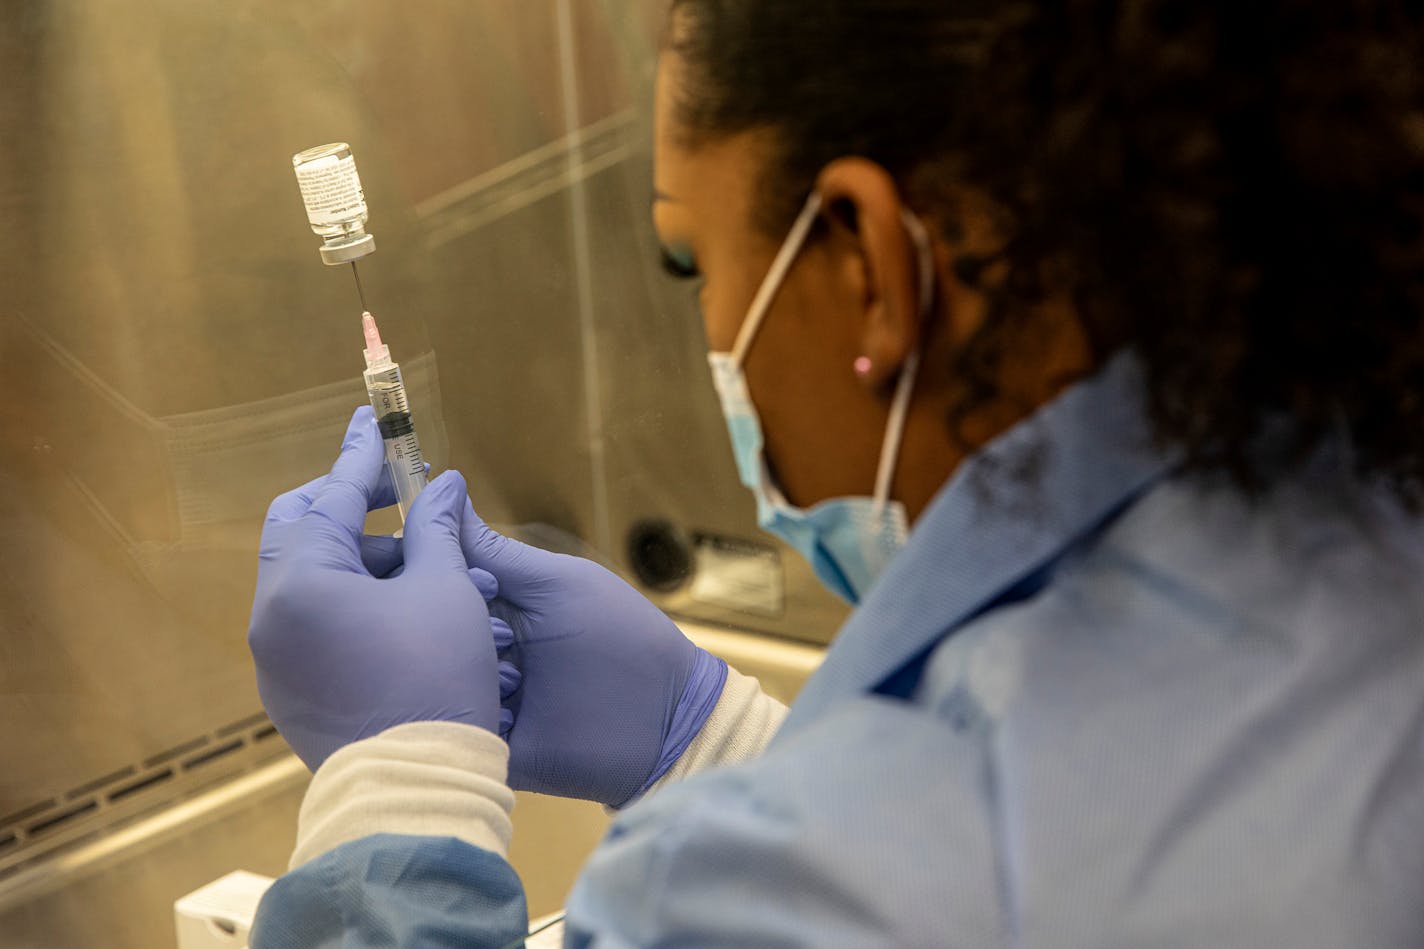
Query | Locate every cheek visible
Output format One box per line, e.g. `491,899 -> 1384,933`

697,263 -> 765,353
698,285 -> 737,352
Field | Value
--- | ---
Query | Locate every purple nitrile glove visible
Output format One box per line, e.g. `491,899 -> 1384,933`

248,406 -> 514,771
458,504 -> 727,808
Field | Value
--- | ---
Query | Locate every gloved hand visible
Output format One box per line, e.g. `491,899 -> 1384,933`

460,508 -> 727,808
248,407 -> 510,771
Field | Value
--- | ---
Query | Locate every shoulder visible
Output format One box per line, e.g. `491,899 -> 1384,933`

924,468 -> 1424,945
569,468 -> 1424,947
1082,467 -> 1424,648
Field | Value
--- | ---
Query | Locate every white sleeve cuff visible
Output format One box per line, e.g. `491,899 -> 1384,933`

634,665 -> 788,802
290,722 -> 514,870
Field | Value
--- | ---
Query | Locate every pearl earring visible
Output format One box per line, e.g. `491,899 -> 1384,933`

853,356 -> 873,378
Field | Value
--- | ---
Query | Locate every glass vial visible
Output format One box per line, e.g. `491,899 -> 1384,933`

292,142 -> 376,265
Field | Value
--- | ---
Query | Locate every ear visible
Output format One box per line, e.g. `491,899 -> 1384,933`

815,158 -> 928,390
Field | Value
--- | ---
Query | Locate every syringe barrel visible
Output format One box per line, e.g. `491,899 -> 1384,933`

363,362 -> 428,521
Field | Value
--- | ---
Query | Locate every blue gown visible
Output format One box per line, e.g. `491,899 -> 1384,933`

253,355 -> 1424,947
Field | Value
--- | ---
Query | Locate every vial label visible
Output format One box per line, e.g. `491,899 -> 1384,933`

295,154 -> 366,227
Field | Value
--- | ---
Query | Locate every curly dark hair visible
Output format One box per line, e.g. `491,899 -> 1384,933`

666,0 -> 1424,499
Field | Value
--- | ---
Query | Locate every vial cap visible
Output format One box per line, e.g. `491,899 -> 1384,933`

318,233 -> 376,265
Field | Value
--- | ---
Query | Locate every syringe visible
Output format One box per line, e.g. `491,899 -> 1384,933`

292,143 -> 426,519
361,311 -> 428,521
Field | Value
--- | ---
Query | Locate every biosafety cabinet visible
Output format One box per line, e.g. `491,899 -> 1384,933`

0,3 -> 842,946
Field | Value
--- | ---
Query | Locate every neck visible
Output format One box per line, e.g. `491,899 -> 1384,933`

893,397 -> 972,523
893,304 -> 1097,524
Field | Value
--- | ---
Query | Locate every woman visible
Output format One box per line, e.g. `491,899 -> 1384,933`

248,1 -> 1424,945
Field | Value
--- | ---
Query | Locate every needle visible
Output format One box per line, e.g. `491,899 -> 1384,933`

351,260 -> 369,312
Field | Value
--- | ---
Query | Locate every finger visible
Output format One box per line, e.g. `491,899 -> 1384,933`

498,661 -> 522,699
469,567 -> 499,601
305,406 -> 386,538
260,475 -> 330,559
264,408 -> 398,553
266,474 -> 329,525
403,471 -> 473,574
361,533 -> 404,578
369,459 -> 402,512
498,708 -> 514,739
459,496 -> 557,601
490,616 -> 514,650
298,435 -> 399,512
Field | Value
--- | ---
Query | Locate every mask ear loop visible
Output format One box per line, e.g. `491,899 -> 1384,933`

730,193 -> 825,368
871,210 -> 935,513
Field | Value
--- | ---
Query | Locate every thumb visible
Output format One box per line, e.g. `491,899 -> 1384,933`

403,471 -> 470,575
460,497 -> 558,601
306,406 -> 385,535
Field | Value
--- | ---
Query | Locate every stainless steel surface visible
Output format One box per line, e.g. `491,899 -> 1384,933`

0,623 -> 821,947
0,761 -> 307,949
0,756 -> 309,919
0,2 -> 847,944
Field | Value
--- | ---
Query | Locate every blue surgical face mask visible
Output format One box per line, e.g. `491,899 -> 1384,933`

707,193 -> 935,604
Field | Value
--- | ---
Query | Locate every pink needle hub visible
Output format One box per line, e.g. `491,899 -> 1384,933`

362,311 -> 383,351
361,311 -> 392,370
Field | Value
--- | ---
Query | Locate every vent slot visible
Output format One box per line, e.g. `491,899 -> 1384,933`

0,799 -> 57,828
143,737 -> 210,770
218,712 -> 270,738
107,769 -> 174,804
181,740 -> 244,771
27,800 -> 97,837
67,766 -> 136,801
0,709 -> 278,868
